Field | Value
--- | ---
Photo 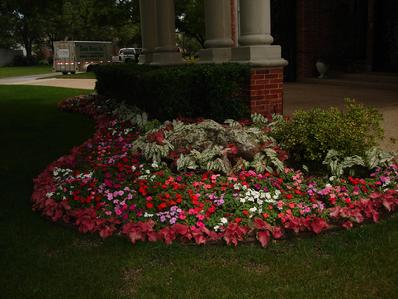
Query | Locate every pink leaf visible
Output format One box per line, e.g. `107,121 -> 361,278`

147,231 -> 160,242
342,220 -> 353,230
382,197 -> 394,212
310,218 -> 328,234
173,223 -> 189,236
99,226 -> 114,239
253,218 -> 272,231
128,230 -> 144,244
257,231 -> 271,248
272,226 -> 284,239
159,227 -> 176,245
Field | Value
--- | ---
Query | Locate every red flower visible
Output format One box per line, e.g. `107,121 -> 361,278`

285,194 -> 293,200
146,202 -> 154,209
138,186 -> 148,196
157,202 -> 167,210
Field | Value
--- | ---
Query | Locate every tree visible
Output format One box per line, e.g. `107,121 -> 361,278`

0,0 -> 142,59
0,2 -> 16,49
43,0 -> 141,48
175,0 -> 205,48
1,0 -> 49,58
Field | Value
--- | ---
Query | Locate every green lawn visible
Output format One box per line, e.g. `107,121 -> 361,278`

0,65 -> 53,78
0,85 -> 397,299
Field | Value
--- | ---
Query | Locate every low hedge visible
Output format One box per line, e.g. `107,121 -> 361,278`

94,63 -> 251,122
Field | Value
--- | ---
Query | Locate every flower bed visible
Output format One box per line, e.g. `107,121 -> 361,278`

32,95 -> 398,247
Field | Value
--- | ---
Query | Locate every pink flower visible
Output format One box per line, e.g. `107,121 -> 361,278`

196,221 -> 205,228
188,208 -> 197,215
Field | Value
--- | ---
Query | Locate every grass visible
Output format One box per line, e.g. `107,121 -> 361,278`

0,65 -> 53,78
0,85 -> 398,299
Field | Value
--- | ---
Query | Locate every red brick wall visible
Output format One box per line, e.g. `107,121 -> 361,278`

249,67 -> 284,115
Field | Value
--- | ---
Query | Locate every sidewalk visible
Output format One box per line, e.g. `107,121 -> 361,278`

25,78 -> 96,90
0,73 -> 95,90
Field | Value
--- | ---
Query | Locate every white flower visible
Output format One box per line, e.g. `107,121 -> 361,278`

247,195 -> 255,202
214,225 -> 220,231
265,192 -> 271,199
220,217 -> 228,224
240,198 -> 246,203
144,212 -> 154,218
249,207 -> 257,213
131,166 -> 136,171
151,162 -> 158,168
250,190 -> 260,199
46,192 -> 54,198
257,199 -> 264,205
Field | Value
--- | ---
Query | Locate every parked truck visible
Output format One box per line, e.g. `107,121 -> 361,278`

53,41 -> 112,74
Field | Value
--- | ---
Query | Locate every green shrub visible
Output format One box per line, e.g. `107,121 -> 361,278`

94,63 -> 250,122
272,99 -> 384,168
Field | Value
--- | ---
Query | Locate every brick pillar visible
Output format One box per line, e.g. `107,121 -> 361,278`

249,67 -> 283,115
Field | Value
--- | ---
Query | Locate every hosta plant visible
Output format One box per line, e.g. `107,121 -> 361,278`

132,116 -> 288,174
323,147 -> 396,177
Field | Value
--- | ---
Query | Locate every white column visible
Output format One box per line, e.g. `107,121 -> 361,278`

151,0 -> 184,65
239,0 -> 273,45
199,0 -> 233,63
138,0 -> 157,64
231,0 -> 287,66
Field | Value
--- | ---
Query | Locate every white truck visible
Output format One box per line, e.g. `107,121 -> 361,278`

53,41 -> 112,74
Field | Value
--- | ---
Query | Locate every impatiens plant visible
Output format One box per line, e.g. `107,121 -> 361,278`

31,95 -> 398,248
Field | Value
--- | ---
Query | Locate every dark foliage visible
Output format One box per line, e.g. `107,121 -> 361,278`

95,63 -> 251,122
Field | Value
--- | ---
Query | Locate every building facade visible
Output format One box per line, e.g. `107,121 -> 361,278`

137,0 -> 398,115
